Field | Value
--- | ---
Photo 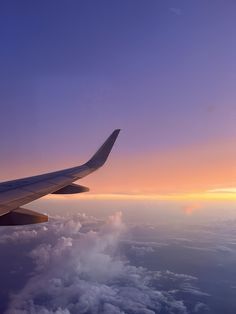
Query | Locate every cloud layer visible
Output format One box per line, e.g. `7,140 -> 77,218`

3,212 -> 207,314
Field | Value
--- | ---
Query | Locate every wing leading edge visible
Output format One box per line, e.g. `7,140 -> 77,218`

0,129 -> 120,225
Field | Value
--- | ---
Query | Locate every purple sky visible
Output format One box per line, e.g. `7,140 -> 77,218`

0,1 -> 236,191
1,4 -> 236,313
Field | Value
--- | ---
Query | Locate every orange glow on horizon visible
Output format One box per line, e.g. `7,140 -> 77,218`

79,137 -> 236,195
1,137 -> 236,198
44,190 -> 236,202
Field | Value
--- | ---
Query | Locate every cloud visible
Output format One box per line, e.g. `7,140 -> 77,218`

0,228 -> 40,244
123,239 -> 168,257
181,283 -> 210,297
4,212 -> 207,314
208,187 -> 236,193
130,245 -> 155,256
194,302 -> 208,313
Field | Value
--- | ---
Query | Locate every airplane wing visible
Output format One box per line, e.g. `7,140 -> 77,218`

0,129 -> 120,225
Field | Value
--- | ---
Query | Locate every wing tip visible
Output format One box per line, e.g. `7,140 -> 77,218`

114,128 -> 121,134
86,129 -> 121,169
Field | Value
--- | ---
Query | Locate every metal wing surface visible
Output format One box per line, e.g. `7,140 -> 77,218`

0,129 -> 120,225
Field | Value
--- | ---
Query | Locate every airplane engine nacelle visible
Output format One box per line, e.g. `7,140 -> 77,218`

0,208 -> 48,225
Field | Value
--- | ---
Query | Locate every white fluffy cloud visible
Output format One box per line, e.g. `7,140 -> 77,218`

0,228 -> 41,244
4,212 -> 206,314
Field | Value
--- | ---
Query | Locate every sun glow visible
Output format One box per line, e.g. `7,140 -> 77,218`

44,189 -> 236,202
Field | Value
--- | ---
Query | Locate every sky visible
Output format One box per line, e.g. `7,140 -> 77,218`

1,2 -> 236,313
0,0 -> 236,200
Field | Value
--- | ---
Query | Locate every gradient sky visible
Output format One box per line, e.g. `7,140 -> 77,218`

0,0 -> 236,197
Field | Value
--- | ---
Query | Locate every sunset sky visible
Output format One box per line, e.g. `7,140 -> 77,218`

1,3 -> 236,313
0,1 -> 236,200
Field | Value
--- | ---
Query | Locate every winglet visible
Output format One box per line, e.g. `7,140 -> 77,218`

85,129 -> 120,169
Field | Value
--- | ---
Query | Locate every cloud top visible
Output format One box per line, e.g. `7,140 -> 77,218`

4,212 -> 206,314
